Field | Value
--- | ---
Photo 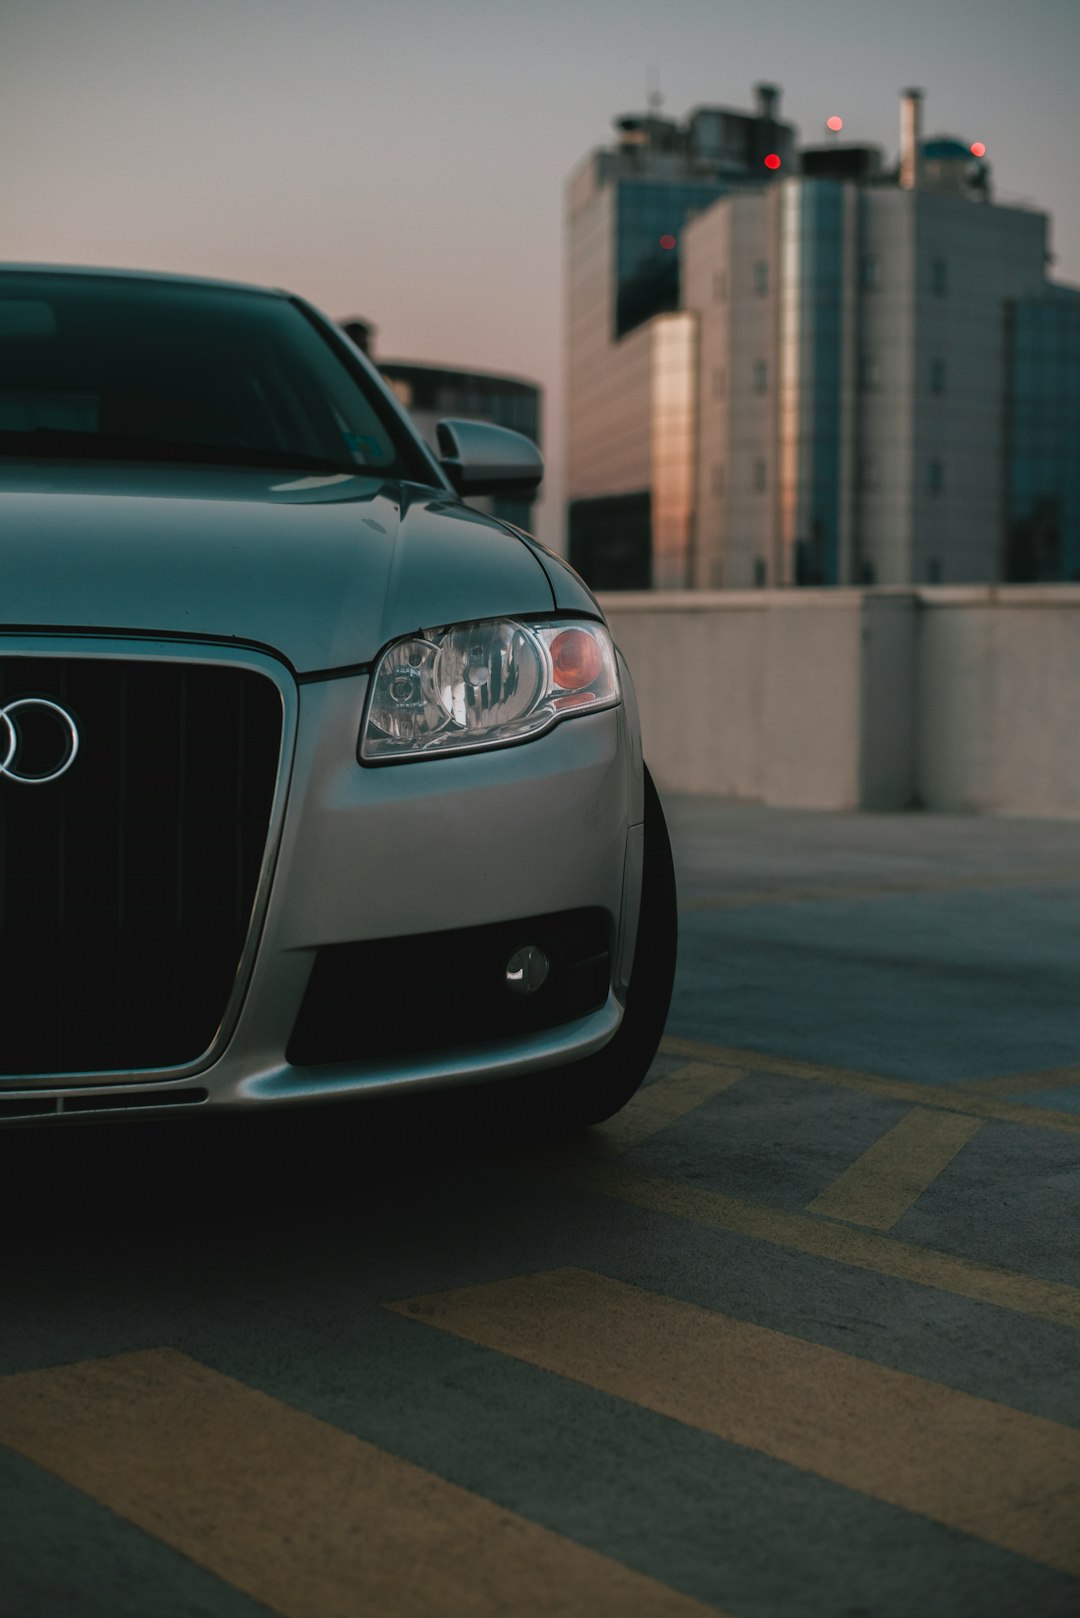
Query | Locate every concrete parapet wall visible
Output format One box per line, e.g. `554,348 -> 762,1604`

601,586 -> 1080,816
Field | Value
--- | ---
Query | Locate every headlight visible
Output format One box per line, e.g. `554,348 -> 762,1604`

360,618 -> 620,762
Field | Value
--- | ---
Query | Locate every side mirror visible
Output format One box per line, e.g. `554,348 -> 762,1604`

436,419 -> 543,498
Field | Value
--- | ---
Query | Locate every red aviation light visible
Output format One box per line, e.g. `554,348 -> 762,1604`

659,233 -> 676,249
550,629 -> 604,691
970,141 -> 987,157
826,115 -> 843,132
764,153 -> 782,170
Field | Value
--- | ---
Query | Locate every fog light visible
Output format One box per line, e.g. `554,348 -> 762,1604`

505,944 -> 549,996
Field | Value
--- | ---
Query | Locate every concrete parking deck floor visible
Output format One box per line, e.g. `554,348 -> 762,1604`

1,796 -> 1079,1618
669,797 -> 1080,1102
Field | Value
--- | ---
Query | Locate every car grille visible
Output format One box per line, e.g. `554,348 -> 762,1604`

0,655 -> 283,1077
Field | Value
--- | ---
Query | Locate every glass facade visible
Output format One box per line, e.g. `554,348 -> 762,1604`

615,180 -> 725,338
568,491 -> 651,589
650,314 -> 697,588
1006,291 -> 1080,580
565,174 -> 656,588
778,181 -> 845,585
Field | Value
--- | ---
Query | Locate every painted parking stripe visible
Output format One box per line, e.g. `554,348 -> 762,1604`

660,1035 -> 1080,1138
0,1349 -> 722,1618
806,1107 -> 984,1230
595,1061 -> 744,1154
964,1065 -> 1080,1097
521,1148 -> 1080,1332
391,1267 -> 1080,1577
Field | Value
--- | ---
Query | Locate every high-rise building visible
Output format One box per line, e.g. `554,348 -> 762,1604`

565,87 -> 1076,589
566,84 -> 794,589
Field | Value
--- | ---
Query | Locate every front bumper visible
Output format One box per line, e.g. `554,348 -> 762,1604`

0,644 -> 641,1124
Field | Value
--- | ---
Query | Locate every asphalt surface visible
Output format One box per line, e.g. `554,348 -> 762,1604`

1,795 -> 1079,1618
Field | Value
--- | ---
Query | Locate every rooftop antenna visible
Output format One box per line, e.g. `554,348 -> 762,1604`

647,64 -> 663,116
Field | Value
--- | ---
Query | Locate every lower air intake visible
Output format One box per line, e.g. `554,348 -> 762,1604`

287,909 -> 611,1067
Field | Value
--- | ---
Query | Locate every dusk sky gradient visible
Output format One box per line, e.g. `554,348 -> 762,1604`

4,0 -> 1078,546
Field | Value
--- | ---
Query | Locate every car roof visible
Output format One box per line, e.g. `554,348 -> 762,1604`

0,263 -> 289,299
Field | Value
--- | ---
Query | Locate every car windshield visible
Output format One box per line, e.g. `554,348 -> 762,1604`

0,271 -> 429,480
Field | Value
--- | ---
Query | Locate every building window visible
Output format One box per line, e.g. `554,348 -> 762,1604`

712,463 -> 726,496
859,354 -> 879,390
930,358 -> 947,394
861,254 -> 880,290
932,257 -> 948,295
754,260 -> 768,295
859,453 -> 877,488
753,359 -> 768,394
754,558 -> 768,587
927,558 -> 942,583
713,270 -> 727,302
753,459 -> 767,492
929,459 -> 944,494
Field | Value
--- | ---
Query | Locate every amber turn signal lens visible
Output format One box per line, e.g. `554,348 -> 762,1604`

550,628 -> 604,690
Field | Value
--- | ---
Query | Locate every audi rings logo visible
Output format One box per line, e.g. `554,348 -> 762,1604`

0,699 -> 80,786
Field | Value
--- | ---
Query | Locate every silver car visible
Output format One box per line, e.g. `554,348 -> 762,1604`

0,266 -> 676,1132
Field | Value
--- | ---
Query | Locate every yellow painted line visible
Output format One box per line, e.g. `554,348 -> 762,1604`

807,1108 -> 984,1231
0,1349 -> 722,1618
660,1035 -> 1080,1137
963,1066 -> 1080,1097
519,1148 -> 1080,1332
593,1061 -> 744,1154
391,1267 -> 1080,1578
680,866 -> 1080,911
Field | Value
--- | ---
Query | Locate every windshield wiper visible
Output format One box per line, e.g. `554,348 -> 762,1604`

0,427 -> 362,475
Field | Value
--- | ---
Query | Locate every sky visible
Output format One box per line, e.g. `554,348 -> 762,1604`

3,0 -> 1079,547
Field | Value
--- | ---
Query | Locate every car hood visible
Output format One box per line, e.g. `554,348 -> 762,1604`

0,465 -> 555,673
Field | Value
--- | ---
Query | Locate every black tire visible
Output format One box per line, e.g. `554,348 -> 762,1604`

530,763 -> 678,1133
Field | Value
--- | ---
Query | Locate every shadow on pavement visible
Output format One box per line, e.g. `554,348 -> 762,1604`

0,1080 -> 557,1255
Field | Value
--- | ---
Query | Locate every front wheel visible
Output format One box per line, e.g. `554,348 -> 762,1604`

532,764 -> 678,1133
